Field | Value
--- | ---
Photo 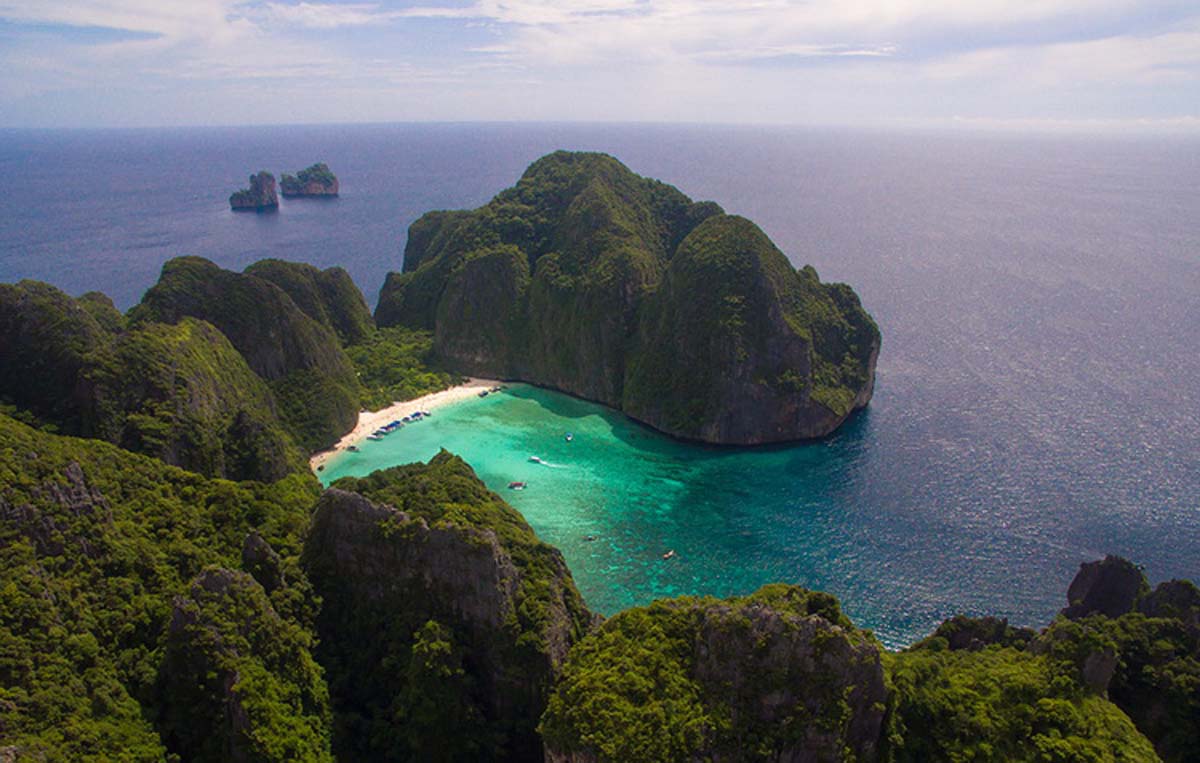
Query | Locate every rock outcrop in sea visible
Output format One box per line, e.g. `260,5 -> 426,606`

229,171 -> 279,211
376,151 -> 880,445
281,163 -> 339,197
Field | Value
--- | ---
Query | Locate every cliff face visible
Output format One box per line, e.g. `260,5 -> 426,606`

132,257 -> 360,451
281,164 -> 339,197
0,280 -> 305,481
157,568 -> 332,763
625,215 -> 879,443
92,318 -> 306,481
0,280 -> 108,431
304,452 -> 594,762
1062,554 -> 1151,619
1053,556 -> 1200,762
230,171 -> 279,211
244,259 -> 373,345
0,413 -> 321,761
541,585 -> 888,763
376,151 -> 879,444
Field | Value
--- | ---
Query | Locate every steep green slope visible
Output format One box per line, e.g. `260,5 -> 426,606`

541,585 -> 889,762
245,259 -> 373,345
0,280 -> 109,432
91,318 -> 307,482
625,215 -> 879,442
133,257 -> 360,451
376,151 -> 878,443
308,451 -> 594,761
1048,558 -> 1200,762
888,644 -> 1159,762
0,281 -> 306,481
0,413 -> 323,761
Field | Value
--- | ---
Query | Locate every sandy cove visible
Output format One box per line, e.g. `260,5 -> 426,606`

309,377 -> 501,472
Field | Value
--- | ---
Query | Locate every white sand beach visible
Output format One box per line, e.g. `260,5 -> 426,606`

310,377 -> 501,472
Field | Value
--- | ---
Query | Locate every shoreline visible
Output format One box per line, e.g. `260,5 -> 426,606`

309,377 -> 501,472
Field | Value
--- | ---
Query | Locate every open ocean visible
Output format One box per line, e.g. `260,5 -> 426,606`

2,123 -> 1197,646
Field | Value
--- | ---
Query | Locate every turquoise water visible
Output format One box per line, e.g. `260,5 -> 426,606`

320,385 -> 929,647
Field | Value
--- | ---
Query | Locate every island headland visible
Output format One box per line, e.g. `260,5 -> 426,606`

376,151 -> 880,445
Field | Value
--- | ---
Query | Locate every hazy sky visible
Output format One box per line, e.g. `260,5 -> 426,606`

1,0 -> 1197,129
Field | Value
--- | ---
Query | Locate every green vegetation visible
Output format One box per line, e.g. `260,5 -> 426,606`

345,326 -> 460,410
92,318 -> 307,482
311,451 -> 594,761
281,163 -> 338,195
245,259 -> 373,345
889,644 -> 1159,762
625,215 -> 879,441
0,412 -> 321,760
158,568 -> 332,762
133,256 -> 360,452
376,151 -> 879,444
541,585 -> 888,762
0,280 -> 306,482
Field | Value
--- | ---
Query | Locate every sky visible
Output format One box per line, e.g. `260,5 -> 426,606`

0,0 -> 1197,130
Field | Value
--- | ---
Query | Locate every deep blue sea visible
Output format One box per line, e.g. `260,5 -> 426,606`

2,123 -> 1197,646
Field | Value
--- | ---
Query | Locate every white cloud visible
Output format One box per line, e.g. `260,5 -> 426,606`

927,26 -> 1200,86
0,0 -> 1197,127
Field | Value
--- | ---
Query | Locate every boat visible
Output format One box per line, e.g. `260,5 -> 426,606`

507,481 -> 526,490
367,435 -> 383,441
662,550 -> 677,560
529,456 -> 543,464
347,445 -> 359,452
421,411 -> 432,417
479,390 -> 489,397
565,432 -> 574,442
583,534 -> 598,542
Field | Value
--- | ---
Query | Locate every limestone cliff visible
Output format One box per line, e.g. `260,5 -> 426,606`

541,585 -> 888,762
376,151 -> 878,444
244,259 -> 373,345
0,280 -> 306,481
157,568 -> 332,763
303,452 -> 594,761
132,257 -> 360,451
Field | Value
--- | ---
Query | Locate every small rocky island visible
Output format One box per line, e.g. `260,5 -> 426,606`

229,171 -> 279,211
281,163 -> 339,197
